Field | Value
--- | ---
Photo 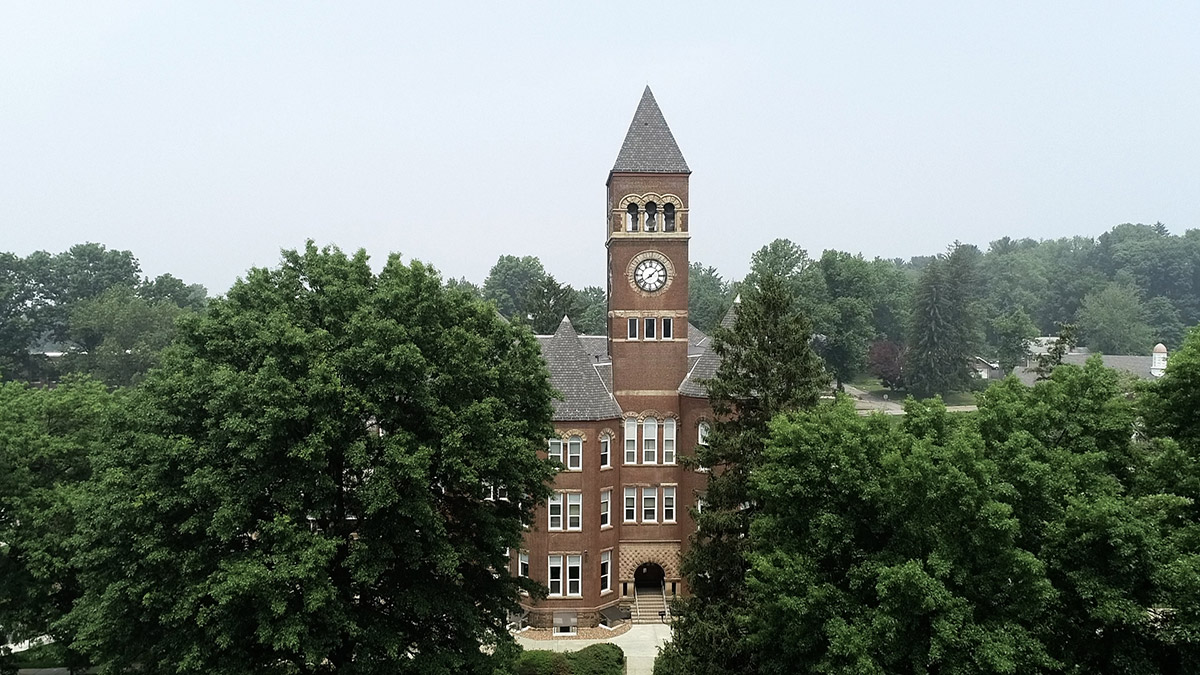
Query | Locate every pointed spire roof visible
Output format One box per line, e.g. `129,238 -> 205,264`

611,87 -> 690,175
536,317 -> 623,421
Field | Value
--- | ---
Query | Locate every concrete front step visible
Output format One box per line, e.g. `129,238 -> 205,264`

633,590 -> 670,623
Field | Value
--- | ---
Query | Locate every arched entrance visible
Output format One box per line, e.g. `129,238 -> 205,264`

633,562 -> 665,589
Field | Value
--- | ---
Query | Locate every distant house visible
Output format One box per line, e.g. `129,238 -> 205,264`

971,356 -> 1003,380
1011,343 -> 1169,386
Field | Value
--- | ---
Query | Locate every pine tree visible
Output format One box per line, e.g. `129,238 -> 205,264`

656,267 -> 827,675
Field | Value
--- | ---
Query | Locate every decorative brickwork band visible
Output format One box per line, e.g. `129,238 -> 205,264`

619,542 -> 682,581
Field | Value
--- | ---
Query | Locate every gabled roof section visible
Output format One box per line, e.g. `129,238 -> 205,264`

611,87 -> 690,175
537,317 -> 623,421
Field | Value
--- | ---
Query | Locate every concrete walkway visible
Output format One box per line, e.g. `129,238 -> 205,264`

515,623 -> 672,675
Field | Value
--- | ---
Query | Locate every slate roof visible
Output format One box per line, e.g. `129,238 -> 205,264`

536,317 -> 622,421
611,87 -> 691,175
679,305 -> 736,398
1011,353 -> 1158,387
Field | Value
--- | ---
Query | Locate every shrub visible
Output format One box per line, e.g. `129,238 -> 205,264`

567,643 -> 624,675
514,649 -> 572,675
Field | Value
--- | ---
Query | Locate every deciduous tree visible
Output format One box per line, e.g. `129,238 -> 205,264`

65,244 -> 557,675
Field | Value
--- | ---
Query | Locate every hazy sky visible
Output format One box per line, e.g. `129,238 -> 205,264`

3,2 -> 1198,296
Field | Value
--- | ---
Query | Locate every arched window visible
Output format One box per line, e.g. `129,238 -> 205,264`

626,203 -> 639,232
624,417 -> 638,464
645,202 -> 658,232
663,418 -> 676,464
664,203 -> 676,232
642,416 -> 658,464
567,435 -> 582,471
698,422 -> 710,446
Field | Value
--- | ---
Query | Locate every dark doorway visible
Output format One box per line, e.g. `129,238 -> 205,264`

634,562 -> 665,589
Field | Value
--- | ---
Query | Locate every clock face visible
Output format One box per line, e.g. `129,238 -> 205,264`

634,258 -> 668,292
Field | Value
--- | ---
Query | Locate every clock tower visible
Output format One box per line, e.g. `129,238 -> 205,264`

606,87 -> 691,411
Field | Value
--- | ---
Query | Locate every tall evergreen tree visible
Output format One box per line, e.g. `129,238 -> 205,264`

656,265 -> 827,675
906,245 -> 978,398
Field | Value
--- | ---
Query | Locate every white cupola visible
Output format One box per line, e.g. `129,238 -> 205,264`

1151,343 -> 1168,377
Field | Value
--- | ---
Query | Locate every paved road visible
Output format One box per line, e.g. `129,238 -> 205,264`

515,623 -> 672,675
843,384 -> 977,415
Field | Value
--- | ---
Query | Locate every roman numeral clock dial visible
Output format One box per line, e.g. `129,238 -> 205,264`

634,258 -> 667,292
626,252 -> 673,296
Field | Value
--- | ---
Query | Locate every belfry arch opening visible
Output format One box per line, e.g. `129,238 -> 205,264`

634,561 -> 666,589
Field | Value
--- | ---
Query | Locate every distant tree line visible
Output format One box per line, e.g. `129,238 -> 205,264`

0,243 -> 207,386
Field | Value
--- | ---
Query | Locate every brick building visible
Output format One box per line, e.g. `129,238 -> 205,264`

512,88 -> 720,632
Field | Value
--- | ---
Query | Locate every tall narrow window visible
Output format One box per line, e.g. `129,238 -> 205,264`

600,551 -> 612,592
600,489 -> 611,527
626,203 -> 639,232
664,203 -> 676,231
624,418 -> 637,464
548,493 -> 563,531
567,493 -> 582,531
519,552 -> 530,578
642,416 -> 658,464
624,487 -> 637,522
567,555 -> 582,596
599,435 -> 611,468
645,318 -> 656,339
663,417 -> 676,464
662,318 -> 673,339
663,486 -> 676,522
645,202 -> 658,232
548,555 -> 563,596
567,436 -> 582,471
627,318 -> 638,340
698,422 -> 710,446
642,487 -> 657,522
548,439 -> 563,465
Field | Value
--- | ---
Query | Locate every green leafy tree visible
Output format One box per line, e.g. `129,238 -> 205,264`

138,273 -> 208,311
657,263 -> 828,675
811,251 -> 876,388
1144,295 -> 1186,349
744,398 -> 1057,674
65,243 -> 557,675
482,255 -> 548,322
1076,281 -> 1153,355
0,376 -> 114,675
688,262 -> 733,333
25,243 -> 142,344
0,253 -> 37,380
573,286 -> 607,335
990,307 -> 1038,373
64,286 -> 185,386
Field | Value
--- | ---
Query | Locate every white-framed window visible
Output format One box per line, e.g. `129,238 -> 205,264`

662,317 -> 673,339
519,551 -> 530,578
624,487 -> 637,522
624,418 -> 637,464
548,438 -> 563,465
548,555 -> 563,596
600,551 -> 612,593
663,486 -> 676,522
548,493 -> 563,531
567,435 -> 582,471
645,317 -> 656,339
698,422 -> 710,446
567,493 -> 582,531
600,435 -> 611,468
663,417 -> 676,464
600,489 -> 611,528
642,487 -> 657,522
627,318 -> 638,339
567,555 -> 582,597
642,416 -> 657,464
